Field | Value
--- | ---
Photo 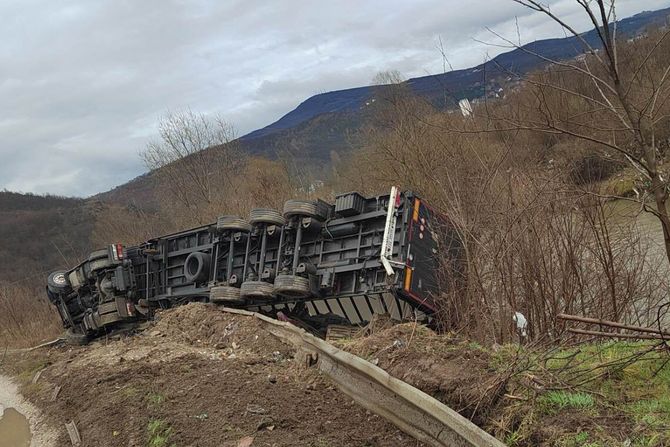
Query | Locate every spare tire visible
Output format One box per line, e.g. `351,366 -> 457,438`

217,215 -> 252,232
240,281 -> 275,300
273,274 -> 311,298
87,248 -> 115,273
249,209 -> 285,227
210,286 -> 244,305
183,252 -> 211,283
283,200 -> 327,221
47,271 -> 71,294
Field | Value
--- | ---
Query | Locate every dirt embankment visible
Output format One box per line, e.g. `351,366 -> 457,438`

337,320 -> 669,446
6,303 -> 665,447
2,303 -> 422,447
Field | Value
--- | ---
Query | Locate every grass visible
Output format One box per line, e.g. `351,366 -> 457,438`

539,391 -> 595,413
489,340 -> 670,446
147,419 -> 174,447
556,431 -> 603,447
146,391 -> 166,408
0,282 -> 63,348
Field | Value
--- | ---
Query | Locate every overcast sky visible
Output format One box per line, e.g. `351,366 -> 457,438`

1,0 -> 668,197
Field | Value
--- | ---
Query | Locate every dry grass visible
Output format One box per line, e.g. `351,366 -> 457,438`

0,282 -> 63,348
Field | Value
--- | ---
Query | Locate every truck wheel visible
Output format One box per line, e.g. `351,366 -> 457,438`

65,328 -> 89,346
249,209 -> 285,227
183,252 -> 211,283
283,200 -> 327,221
210,286 -> 244,305
240,281 -> 275,300
47,271 -> 71,294
217,215 -> 252,232
273,274 -> 311,298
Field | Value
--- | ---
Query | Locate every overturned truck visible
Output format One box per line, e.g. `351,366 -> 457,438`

46,188 -> 459,340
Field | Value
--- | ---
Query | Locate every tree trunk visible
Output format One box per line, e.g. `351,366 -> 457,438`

651,174 -> 670,266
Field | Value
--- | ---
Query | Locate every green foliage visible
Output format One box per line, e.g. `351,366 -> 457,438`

146,392 -> 166,408
147,419 -> 173,447
539,391 -> 595,413
557,431 -> 603,447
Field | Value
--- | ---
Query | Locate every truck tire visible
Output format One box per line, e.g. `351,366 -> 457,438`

249,209 -> 285,227
240,281 -> 274,300
47,271 -> 71,294
210,286 -> 244,305
283,200 -> 327,221
217,215 -> 252,232
273,274 -> 311,298
88,249 -> 115,273
183,252 -> 211,283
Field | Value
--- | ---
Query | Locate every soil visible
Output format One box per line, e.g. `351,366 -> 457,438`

1,303 -> 422,447
338,321 -> 507,426
335,318 -> 641,446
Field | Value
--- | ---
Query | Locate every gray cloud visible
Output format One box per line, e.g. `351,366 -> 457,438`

0,0 -> 667,196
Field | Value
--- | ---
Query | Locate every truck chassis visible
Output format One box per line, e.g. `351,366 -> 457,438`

46,188 -> 459,339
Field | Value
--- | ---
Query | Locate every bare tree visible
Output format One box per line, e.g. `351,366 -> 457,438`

498,0 -> 670,265
141,109 -> 245,224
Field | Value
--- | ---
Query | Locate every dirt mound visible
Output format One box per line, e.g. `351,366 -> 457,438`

339,323 -> 507,425
5,304 -> 421,447
151,302 -> 288,354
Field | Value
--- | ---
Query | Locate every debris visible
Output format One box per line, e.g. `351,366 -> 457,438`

65,420 -> 81,446
32,368 -> 44,384
326,324 -> 359,341
149,330 -> 162,337
194,413 -> 209,420
267,374 -> 277,384
50,385 -> 62,402
246,404 -> 267,414
513,312 -> 528,337
237,436 -> 254,447
256,417 -> 274,431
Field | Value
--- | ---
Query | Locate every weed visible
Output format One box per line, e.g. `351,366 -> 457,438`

504,429 -> 524,446
147,419 -> 173,447
146,392 -> 166,408
539,391 -> 594,414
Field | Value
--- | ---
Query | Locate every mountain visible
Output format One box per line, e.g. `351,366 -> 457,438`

7,8 -> 670,286
239,7 -> 670,161
96,7 -> 670,207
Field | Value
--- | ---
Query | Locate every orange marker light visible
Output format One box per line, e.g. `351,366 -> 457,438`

404,267 -> 413,291
412,199 -> 420,222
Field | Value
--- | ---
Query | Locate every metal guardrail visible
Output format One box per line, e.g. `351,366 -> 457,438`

220,307 -> 505,447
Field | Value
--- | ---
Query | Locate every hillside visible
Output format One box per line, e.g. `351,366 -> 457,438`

91,8 -> 670,207
6,7 -> 670,278
0,191 -> 97,283
239,7 -> 670,160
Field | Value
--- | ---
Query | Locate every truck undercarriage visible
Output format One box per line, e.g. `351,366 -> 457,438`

46,188 -> 460,340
